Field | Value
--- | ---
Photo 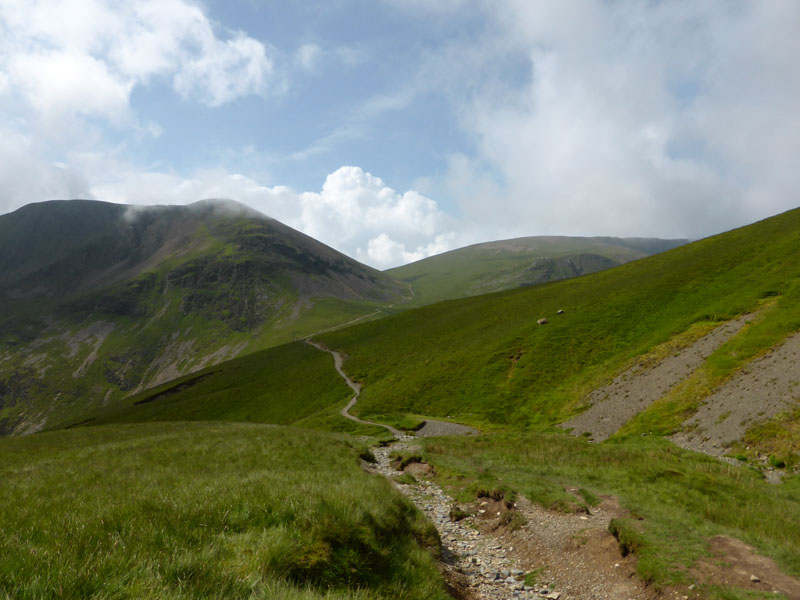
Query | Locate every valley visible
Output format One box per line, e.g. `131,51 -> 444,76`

2,202 -> 800,599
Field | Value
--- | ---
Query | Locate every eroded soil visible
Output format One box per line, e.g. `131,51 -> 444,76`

672,331 -> 800,456
563,315 -> 752,441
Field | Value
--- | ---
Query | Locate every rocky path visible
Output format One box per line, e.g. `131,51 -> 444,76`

307,338 -> 656,599
373,439 -> 550,600
372,439 -> 657,600
306,339 -> 403,438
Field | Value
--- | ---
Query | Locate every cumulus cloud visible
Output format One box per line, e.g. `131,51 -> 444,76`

90,165 -> 456,269
0,0 -> 276,124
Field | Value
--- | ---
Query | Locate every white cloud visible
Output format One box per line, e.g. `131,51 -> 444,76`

88,165 -> 457,269
0,0 -> 276,124
0,129 -> 93,211
409,0 -> 800,240
10,50 -> 134,125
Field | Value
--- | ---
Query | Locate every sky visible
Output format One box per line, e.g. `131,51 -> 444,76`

1,0 -> 799,269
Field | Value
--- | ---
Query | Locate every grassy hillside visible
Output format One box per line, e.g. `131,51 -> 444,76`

36,207 -> 800,597
388,235 -> 687,306
69,340 -> 386,437
0,422 -> 448,599
320,208 -> 800,430
94,207 -> 800,444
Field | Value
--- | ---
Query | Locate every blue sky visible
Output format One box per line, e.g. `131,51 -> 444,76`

1,1 -> 799,268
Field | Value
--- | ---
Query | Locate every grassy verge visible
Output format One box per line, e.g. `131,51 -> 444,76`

0,422 -> 449,599
420,432 -> 800,589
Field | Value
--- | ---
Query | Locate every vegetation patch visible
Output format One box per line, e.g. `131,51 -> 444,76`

75,341 -> 354,430
421,432 -> 800,589
0,423 -> 449,599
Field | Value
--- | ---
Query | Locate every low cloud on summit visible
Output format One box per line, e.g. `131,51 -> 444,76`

1,0 -> 799,268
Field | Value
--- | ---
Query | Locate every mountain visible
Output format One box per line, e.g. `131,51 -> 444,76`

0,199 -> 405,435
387,235 -> 688,305
86,207 -> 800,461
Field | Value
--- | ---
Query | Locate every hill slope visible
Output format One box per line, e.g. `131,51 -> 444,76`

0,199 -> 405,435
0,422 -> 447,599
388,235 -> 688,305
320,207 -> 800,442
94,207 -> 800,460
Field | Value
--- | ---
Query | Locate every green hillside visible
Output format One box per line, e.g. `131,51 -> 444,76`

73,340 -> 385,437
0,422 -> 447,599
321,208 -> 800,430
0,199 -> 404,436
91,207 -> 800,445
388,235 -> 687,306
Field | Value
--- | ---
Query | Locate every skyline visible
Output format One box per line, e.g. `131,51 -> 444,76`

1,1 -> 799,268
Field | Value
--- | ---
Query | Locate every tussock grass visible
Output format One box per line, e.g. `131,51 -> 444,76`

0,423 -> 449,599
422,433 -> 800,588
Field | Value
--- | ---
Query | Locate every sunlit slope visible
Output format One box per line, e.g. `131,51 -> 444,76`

388,235 -> 687,306
320,207 -> 800,427
88,207 -> 800,438
65,340 -> 386,436
0,422 -> 447,599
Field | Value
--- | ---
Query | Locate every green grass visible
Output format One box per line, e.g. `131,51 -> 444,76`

319,208 -> 800,431
420,433 -> 800,589
72,341 -> 355,431
0,422 -> 449,599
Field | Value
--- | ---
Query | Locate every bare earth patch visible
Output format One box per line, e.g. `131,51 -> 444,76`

671,331 -> 800,456
693,535 -> 800,600
496,495 -> 657,600
563,315 -> 751,441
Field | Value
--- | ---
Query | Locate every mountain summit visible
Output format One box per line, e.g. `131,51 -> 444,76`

0,199 -> 404,434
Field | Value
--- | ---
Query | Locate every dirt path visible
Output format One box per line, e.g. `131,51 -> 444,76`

306,338 -> 655,598
373,440 -> 657,600
563,314 -> 752,441
305,339 -> 403,438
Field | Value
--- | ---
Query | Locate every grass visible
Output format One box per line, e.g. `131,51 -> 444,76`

320,207 -> 800,430
420,432 -> 800,588
0,422 -> 450,600
69,341 -> 354,431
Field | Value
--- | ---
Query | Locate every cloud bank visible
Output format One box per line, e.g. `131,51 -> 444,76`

441,0 -> 800,239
